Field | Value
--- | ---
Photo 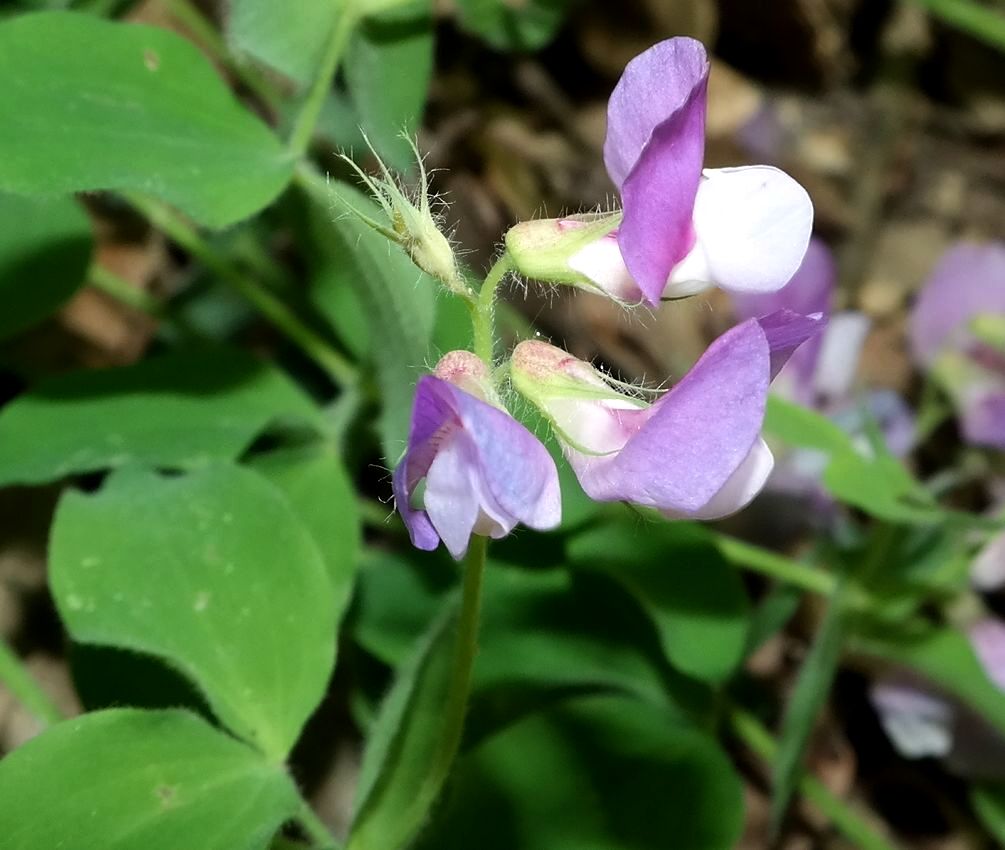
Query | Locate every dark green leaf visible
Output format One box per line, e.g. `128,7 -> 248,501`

420,694 -> 744,850
567,520 -> 750,683
0,12 -> 293,227
972,783 -> 1005,844
0,192 -> 92,338
453,0 -> 578,51
0,347 -> 321,486
50,464 -> 336,759
0,709 -> 300,850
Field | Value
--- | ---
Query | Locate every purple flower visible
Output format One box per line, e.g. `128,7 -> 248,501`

583,37 -> 812,307
910,242 -> 1005,450
393,351 -> 561,559
511,311 -> 822,519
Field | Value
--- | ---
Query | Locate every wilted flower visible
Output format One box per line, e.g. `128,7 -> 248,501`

910,242 -> 1005,450
507,37 -> 813,307
393,351 -> 561,559
511,311 -> 822,519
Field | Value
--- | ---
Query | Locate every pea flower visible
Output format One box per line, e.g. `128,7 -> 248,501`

511,311 -> 822,519
506,37 -> 813,307
910,242 -> 1005,450
393,351 -> 561,559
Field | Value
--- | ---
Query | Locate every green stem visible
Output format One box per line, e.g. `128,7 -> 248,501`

126,194 -> 357,387
908,0 -> 1005,53
0,638 -> 63,728
288,3 -> 359,157
162,0 -> 280,110
89,264 -> 166,318
472,254 -> 512,365
729,706 -> 903,850
297,801 -> 341,850
712,533 -> 838,597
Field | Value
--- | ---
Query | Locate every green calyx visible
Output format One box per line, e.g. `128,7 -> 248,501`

504,212 -> 621,290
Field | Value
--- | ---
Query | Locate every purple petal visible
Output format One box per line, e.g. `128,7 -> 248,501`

910,242 -> 1005,366
663,437 -> 775,520
870,678 -> 954,759
755,309 -> 826,380
609,39 -> 709,306
960,389 -> 1005,451
392,462 -> 439,552
569,319 -> 771,514
970,618 -> 1005,692
423,435 -> 481,559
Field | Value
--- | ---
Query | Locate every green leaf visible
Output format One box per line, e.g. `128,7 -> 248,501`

227,0 -> 341,86
349,599 -> 460,850
972,783 -> 1005,844
250,444 -> 361,608
49,464 -> 336,759
0,12 -> 293,228
305,180 -> 436,462
453,0 -> 578,51
0,709 -> 300,850
0,192 -> 92,337
854,625 -> 1005,741
0,347 -> 321,487
420,694 -> 744,850
764,395 -> 856,455
345,5 -> 434,171
772,586 -> 847,829
567,520 -> 750,683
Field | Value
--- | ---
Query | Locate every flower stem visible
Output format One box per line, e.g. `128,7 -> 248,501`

288,2 -> 359,158
712,533 -> 838,597
296,801 -> 341,850
472,254 -> 512,365
126,194 -> 357,387
89,263 -> 167,318
0,638 -> 63,729
728,706 -> 903,850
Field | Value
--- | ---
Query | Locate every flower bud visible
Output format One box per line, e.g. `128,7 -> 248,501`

505,213 -> 639,302
341,137 -> 462,293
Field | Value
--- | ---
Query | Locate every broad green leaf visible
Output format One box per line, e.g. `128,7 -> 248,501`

250,444 -> 361,607
854,626 -> 1005,741
345,4 -> 434,171
226,0 -> 341,86
0,193 -> 92,338
823,450 -> 940,524
453,0 -> 578,51
567,520 -> 750,683
972,784 -> 1005,844
349,600 -> 460,850
0,709 -> 300,850
0,12 -> 293,228
305,181 -> 436,462
0,347 -> 321,486
772,585 -> 847,829
419,694 -> 744,850
50,464 -> 336,759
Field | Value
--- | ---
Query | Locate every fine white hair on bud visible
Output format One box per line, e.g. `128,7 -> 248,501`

339,133 -> 467,298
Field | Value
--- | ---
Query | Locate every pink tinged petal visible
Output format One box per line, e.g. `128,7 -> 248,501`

910,242 -> 1005,366
969,618 -> 1005,692
567,231 -> 644,303
663,437 -> 774,520
569,319 -> 771,513
423,435 -> 482,559
870,680 -> 954,759
971,531 -> 1005,593
686,166 -> 813,296
614,44 -> 710,307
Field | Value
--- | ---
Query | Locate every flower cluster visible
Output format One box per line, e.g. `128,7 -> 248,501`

387,37 -> 822,558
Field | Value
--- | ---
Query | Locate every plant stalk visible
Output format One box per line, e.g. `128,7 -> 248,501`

0,638 -> 63,729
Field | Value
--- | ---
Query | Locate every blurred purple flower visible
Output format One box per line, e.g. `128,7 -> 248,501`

393,351 -> 561,559
910,242 -> 1005,450
512,310 -> 822,519
575,37 -> 813,307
